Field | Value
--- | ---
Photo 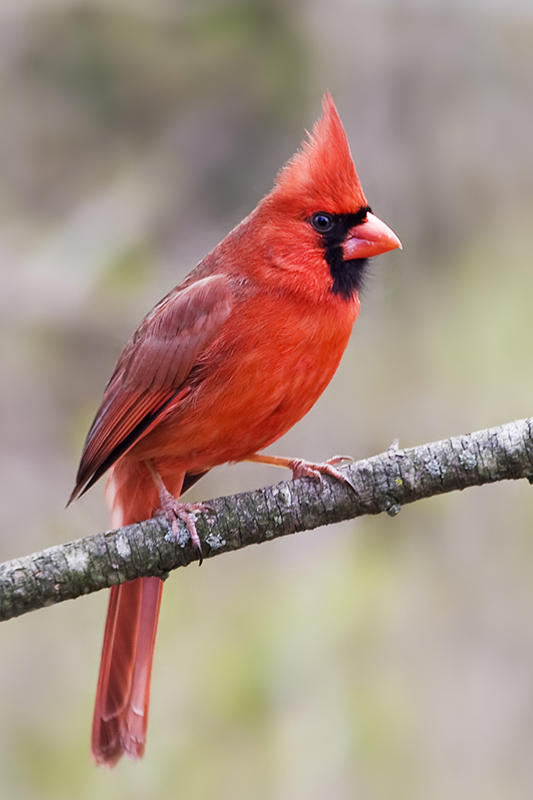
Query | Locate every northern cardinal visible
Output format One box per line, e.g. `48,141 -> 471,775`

70,93 -> 401,767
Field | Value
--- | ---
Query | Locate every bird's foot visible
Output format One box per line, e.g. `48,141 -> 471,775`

287,455 -> 354,485
157,483 -> 211,565
245,453 -> 355,490
146,460 -> 212,564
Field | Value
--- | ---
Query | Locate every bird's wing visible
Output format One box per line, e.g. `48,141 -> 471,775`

70,273 -> 233,501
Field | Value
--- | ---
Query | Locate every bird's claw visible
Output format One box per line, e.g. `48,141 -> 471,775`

287,455 -> 355,491
158,487 -> 210,565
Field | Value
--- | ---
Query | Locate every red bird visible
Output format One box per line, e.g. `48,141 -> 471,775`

70,93 -> 401,767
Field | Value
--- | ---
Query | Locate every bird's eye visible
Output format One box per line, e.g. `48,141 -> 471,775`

311,212 -> 334,233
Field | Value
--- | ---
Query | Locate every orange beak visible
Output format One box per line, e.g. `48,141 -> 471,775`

343,212 -> 402,260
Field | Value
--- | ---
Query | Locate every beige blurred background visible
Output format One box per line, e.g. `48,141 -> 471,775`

1,0 -> 533,797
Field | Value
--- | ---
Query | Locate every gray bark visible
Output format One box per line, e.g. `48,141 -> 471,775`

1,418 -> 532,623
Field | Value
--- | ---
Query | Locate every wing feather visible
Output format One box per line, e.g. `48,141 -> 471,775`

70,274 -> 233,501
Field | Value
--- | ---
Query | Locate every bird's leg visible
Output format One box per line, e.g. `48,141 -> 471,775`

245,453 -> 355,488
145,462 -> 209,564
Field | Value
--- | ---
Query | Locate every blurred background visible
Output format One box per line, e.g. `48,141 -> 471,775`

1,0 -> 533,797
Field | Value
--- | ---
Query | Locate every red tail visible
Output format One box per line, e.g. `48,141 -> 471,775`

90,460 -> 185,767
91,576 -> 163,767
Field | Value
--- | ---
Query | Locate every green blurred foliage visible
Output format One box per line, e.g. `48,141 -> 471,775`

1,0 -> 533,798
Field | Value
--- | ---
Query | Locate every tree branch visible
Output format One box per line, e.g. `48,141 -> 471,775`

1,418 -> 533,623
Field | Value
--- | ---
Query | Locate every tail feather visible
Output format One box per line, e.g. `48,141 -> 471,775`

91,577 -> 163,767
90,459 -> 184,768
122,576 -> 163,759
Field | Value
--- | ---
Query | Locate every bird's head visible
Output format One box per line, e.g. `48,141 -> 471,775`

258,92 -> 401,300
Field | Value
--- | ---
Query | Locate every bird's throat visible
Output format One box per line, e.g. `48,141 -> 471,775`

326,250 -> 369,299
